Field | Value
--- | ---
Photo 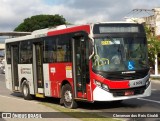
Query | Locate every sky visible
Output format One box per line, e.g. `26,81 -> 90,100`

0,0 -> 159,32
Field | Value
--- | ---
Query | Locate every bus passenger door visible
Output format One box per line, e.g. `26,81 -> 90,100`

33,43 -> 44,98
11,45 -> 19,91
72,33 -> 89,99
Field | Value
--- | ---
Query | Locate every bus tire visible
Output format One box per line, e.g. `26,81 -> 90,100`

61,84 -> 77,109
22,81 -> 33,100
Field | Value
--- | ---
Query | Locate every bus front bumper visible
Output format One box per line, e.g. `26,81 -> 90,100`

93,81 -> 151,101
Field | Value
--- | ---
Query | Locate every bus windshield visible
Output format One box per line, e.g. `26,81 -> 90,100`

92,36 -> 148,72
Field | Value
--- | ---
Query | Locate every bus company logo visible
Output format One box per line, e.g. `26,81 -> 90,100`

122,71 -> 136,74
21,68 -> 31,74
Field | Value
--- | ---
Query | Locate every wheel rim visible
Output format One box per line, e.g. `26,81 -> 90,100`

23,85 -> 28,97
64,90 -> 72,102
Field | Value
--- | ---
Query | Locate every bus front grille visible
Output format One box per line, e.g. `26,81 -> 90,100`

110,86 -> 146,97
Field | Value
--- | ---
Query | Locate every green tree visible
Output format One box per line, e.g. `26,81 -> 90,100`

145,26 -> 160,67
14,14 -> 66,32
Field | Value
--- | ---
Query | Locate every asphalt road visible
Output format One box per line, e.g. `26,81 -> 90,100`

0,74 -> 80,121
0,74 -> 160,121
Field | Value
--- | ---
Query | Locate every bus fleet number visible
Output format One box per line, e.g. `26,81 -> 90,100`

133,80 -> 143,86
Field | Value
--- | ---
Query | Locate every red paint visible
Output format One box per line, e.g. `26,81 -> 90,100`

86,61 -> 94,101
90,70 -> 130,89
89,60 -> 130,92
77,92 -> 87,98
48,63 -> 73,97
47,25 -> 90,36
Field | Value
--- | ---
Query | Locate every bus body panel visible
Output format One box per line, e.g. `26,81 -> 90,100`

5,65 -> 12,91
48,63 -> 73,97
86,75 -> 93,102
91,71 -> 130,89
90,69 -> 150,101
43,64 -> 52,97
93,82 -> 151,101
90,70 -> 150,90
47,25 -> 90,36
18,64 -> 34,94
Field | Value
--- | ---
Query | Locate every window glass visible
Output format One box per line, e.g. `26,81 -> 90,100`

20,40 -> 32,64
43,37 -> 57,63
6,44 -> 11,64
92,37 -> 148,72
43,35 -> 71,63
57,35 -> 71,62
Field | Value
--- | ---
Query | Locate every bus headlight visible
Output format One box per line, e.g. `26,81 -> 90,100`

95,80 -> 101,87
94,80 -> 109,91
102,84 -> 109,91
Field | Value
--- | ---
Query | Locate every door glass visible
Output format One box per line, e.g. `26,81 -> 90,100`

11,46 -> 19,88
74,36 -> 89,93
35,44 -> 43,88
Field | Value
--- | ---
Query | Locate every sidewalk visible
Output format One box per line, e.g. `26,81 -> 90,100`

0,95 -> 80,121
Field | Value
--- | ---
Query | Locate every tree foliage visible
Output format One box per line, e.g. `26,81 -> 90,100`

145,26 -> 160,66
14,14 -> 66,32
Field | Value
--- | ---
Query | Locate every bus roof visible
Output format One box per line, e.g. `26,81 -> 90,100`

5,24 -> 90,43
5,21 -> 141,43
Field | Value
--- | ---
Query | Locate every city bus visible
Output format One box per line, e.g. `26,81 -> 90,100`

5,22 -> 151,108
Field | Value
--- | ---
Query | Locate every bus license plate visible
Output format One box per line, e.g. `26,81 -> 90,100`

129,79 -> 145,88
125,91 -> 134,96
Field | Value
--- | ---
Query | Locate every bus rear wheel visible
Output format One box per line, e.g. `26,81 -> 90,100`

61,84 -> 77,109
22,81 -> 33,100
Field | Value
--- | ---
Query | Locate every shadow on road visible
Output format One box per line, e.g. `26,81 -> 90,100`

76,101 -> 138,110
10,93 -> 23,98
8,90 -> 160,110
9,92 -> 139,110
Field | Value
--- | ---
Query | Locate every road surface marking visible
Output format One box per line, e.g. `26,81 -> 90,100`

138,98 -> 160,104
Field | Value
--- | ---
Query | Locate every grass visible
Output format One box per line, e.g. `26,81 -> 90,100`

40,102 -> 121,121
150,77 -> 160,80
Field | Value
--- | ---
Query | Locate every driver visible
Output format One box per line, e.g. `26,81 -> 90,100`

111,55 -> 121,64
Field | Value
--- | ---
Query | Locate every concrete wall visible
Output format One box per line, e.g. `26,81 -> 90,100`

0,44 -> 5,49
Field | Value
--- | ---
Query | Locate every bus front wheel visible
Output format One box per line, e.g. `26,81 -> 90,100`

61,84 -> 77,109
22,81 -> 33,100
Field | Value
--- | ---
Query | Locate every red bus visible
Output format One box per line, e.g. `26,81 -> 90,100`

5,22 -> 151,108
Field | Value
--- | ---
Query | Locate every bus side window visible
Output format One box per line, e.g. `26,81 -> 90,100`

6,44 -> 11,64
57,35 -> 71,62
53,51 -> 57,62
57,46 -> 65,62
43,35 -> 71,63
20,41 -> 32,64
43,37 -> 57,63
